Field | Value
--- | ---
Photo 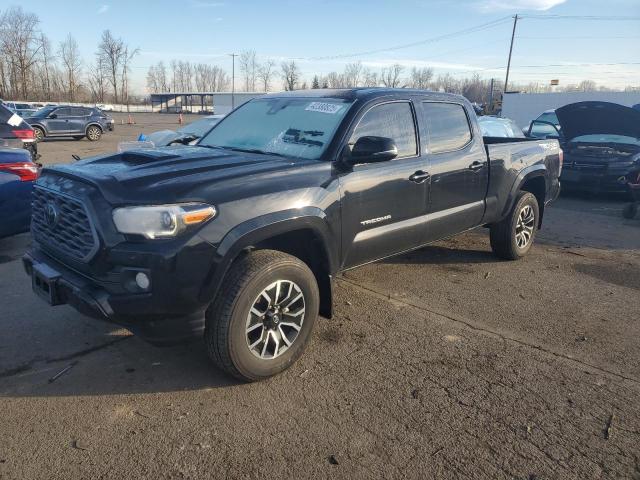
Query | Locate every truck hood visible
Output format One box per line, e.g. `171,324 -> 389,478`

44,146 -> 311,204
556,101 -> 640,142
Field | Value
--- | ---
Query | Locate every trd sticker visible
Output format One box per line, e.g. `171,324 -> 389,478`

305,102 -> 343,114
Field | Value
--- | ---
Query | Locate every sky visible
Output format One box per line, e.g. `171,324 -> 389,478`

18,0 -> 640,93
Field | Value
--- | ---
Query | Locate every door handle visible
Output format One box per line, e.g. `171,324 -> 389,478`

468,161 -> 485,171
409,170 -> 430,183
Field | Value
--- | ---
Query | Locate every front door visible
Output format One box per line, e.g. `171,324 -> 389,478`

420,101 -> 488,241
339,100 -> 430,268
47,107 -> 72,134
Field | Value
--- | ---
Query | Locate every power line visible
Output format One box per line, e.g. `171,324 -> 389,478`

520,14 -> 640,21
308,16 -> 513,60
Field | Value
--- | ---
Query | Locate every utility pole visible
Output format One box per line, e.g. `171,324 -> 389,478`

228,53 -> 237,110
503,14 -> 519,111
488,78 -> 495,114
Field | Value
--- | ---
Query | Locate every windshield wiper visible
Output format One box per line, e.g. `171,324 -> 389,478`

204,145 -> 287,157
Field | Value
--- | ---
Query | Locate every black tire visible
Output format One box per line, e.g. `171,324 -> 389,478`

73,135 -> 85,140
622,203 -> 638,219
86,125 -> 102,141
490,191 -> 539,260
205,249 -> 319,382
33,126 -> 44,142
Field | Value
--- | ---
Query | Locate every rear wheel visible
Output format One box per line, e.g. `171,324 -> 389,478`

490,191 -> 539,260
86,125 -> 102,141
205,249 -> 319,382
33,126 -> 44,142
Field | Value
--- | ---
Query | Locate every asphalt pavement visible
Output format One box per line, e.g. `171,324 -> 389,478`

1,114 -> 638,479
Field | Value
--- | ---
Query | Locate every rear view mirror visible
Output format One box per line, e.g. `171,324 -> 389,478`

48,113 -> 57,119
349,136 -> 398,164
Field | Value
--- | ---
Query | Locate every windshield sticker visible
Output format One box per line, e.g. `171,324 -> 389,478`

305,102 -> 343,114
7,114 -> 22,127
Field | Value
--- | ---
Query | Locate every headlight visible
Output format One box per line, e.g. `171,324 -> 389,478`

112,203 -> 216,239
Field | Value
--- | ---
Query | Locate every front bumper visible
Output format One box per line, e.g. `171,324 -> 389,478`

23,245 -> 212,345
561,167 -> 630,193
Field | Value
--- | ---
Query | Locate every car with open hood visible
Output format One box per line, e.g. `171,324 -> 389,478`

548,102 -> 640,194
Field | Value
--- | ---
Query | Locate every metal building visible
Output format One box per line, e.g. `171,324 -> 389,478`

502,91 -> 640,128
150,92 -> 263,115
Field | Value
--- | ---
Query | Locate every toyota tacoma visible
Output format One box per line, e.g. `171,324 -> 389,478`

24,89 -> 561,381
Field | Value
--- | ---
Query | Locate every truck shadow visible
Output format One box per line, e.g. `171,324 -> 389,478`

0,333 -> 243,397
381,242 -> 497,266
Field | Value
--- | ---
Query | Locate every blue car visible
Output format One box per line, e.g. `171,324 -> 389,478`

23,105 -> 110,142
0,148 -> 39,238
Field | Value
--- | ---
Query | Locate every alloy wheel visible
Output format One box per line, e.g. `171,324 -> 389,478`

245,280 -> 306,359
515,204 -> 535,249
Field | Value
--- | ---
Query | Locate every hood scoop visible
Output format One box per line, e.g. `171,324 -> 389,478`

120,150 -> 181,165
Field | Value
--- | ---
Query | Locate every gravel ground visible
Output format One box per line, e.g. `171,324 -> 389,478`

1,114 -> 639,479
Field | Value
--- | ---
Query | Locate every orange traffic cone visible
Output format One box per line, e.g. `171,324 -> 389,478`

178,113 -> 183,125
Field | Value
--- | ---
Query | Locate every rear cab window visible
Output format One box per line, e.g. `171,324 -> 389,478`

349,101 -> 418,158
422,102 -> 473,153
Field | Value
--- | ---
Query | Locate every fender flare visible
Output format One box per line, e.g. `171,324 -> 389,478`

85,122 -> 103,134
30,123 -> 47,136
198,207 -> 337,315
501,165 -> 548,219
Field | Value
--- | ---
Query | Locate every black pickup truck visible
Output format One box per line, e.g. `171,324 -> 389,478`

24,89 -> 561,381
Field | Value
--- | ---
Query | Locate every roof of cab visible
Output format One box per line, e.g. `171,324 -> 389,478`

264,88 -> 466,102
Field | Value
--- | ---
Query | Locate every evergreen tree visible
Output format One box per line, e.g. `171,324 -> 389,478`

312,75 -> 320,89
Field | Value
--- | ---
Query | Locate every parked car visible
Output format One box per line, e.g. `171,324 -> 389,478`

135,114 -> 225,148
0,147 -> 39,238
478,116 -> 526,138
23,89 -> 561,381
0,102 -> 38,160
550,101 -> 640,193
3,101 -> 38,118
23,106 -> 110,141
96,104 -> 115,112
525,109 -> 561,138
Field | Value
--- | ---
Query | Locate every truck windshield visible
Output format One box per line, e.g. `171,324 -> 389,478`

198,97 -> 353,160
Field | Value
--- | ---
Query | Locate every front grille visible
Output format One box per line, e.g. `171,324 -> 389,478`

31,187 -> 97,261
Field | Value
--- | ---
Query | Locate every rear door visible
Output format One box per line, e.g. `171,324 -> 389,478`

420,101 -> 488,241
69,107 -> 89,134
339,100 -> 430,268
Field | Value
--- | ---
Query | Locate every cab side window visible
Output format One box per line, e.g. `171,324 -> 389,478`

349,102 -> 417,158
422,102 -> 472,154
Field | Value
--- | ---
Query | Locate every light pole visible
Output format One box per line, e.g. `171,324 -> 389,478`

228,53 -> 237,110
503,14 -> 519,110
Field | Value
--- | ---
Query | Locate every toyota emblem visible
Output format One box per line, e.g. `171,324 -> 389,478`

45,202 -> 59,228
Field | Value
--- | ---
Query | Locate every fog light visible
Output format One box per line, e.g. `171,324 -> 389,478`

135,272 -> 150,290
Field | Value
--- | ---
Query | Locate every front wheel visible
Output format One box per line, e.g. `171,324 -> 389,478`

205,249 -> 319,382
33,126 -> 44,142
490,191 -> 539,260
86,125 -> 102,141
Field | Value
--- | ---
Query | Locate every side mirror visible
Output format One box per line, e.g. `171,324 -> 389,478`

349,136 -> 398,164
48,113 -> 57,119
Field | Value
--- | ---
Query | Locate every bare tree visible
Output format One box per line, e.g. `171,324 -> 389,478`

120,46 -> 139,109
344,62 -> 363,87
409,67 -> 433,89
58,34 -> 82,101
362,68 -> 378,87
380,64 -> 404,88
0,6 -> 42,98
257,59 -> 276,92
97,30 -> 126,103
87,57 -> 107,102
146,64 -> 160,93
280,60 -> 300,91
239,50 -> 258,91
